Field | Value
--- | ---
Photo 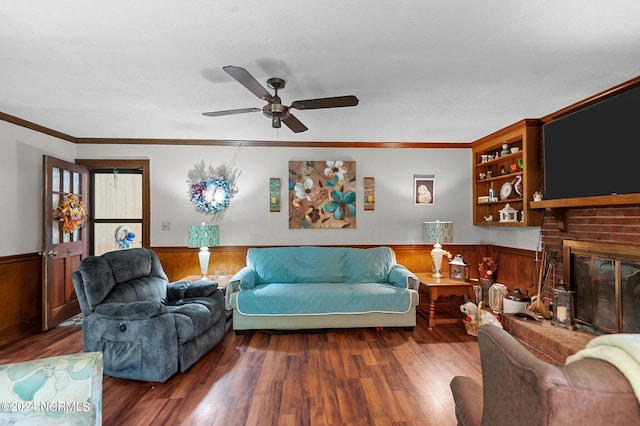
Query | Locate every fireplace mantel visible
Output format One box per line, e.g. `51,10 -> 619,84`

530,193 -> 640,231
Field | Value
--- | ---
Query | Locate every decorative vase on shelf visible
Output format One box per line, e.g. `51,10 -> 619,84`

479,278 -> 494,305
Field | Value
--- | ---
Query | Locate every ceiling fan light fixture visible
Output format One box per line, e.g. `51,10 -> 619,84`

204,66 -> 359,133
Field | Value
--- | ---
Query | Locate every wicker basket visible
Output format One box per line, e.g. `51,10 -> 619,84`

463,301 -> 483,337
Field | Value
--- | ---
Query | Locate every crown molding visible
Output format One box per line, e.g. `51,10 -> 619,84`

0,112 -> 77,143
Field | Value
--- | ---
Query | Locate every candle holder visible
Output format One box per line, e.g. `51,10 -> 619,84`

552,279 -> 576,330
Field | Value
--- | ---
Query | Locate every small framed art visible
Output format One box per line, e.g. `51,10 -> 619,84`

364,177 -> 375,211
413,175 -> 435,205
269,178 -> 281,212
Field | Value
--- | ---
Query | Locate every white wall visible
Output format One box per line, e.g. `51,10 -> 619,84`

1,120 -> 542,256
0,121 -> 76,256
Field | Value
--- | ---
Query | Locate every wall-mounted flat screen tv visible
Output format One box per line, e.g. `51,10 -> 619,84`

543,84 -> 640,200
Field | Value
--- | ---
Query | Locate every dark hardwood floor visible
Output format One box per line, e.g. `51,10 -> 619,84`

0,313 -> 481,425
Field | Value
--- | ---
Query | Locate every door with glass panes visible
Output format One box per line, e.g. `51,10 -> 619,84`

42,156 -> 88,330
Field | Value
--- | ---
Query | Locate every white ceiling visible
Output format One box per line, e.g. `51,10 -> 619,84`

2,1 -> 640,143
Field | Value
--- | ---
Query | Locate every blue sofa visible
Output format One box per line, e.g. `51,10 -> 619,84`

226,246 -> 420,331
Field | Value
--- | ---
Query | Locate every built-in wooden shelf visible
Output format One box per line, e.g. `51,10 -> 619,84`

472,119 -> 542,227
530,193 -> 640,231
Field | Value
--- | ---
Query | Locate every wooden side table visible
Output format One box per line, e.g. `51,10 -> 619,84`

414,273 -> 477,330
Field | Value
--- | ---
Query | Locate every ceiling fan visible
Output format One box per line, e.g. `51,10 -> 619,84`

202,66 -> 359,133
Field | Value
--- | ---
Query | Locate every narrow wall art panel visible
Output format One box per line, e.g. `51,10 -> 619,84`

269,178 -> 281,212
288,160 -> 356,229
364,176 -> 375,211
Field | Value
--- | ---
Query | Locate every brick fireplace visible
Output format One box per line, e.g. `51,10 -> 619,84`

539,204 -> 640,298
503,204 -> 640,363
500,314 -> 594,366
542,205 -> 640,294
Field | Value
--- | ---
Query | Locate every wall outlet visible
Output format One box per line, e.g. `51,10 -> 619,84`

161,221 -> 171,231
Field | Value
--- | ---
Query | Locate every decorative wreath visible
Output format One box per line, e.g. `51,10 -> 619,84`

115,225 -> 136,249
187,161 -> 240,221
56,193 -> 87,233
189,177 -> 232,215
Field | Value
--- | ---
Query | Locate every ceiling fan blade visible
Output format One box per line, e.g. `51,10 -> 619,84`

282,114 -> 308,133
290,95 -> 359,110
223,65 -> 273,101
202,107 -> 261,117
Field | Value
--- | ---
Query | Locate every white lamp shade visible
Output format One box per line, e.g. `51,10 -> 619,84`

423,221 -> 453,244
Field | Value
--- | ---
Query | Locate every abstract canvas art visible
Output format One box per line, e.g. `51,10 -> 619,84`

288,160 -> 356,229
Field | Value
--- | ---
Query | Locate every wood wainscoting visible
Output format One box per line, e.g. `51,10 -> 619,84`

1,244 -> 537,345
155,244 -> 484,282
154,244 -> 537,290
0,253 -> 42,344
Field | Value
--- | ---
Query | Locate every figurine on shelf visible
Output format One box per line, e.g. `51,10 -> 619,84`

533,191 -> 543,202
500,143 -> 510,157
512,175 -> 523,196
488,182 -> 496,201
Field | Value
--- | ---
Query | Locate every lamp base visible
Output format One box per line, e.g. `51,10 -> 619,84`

198,247 -> 210,280
431,243 -> 444,279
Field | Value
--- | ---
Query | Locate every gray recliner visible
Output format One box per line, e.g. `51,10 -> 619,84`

71,248 -> 226,382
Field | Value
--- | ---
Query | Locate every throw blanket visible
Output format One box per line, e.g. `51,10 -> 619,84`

566,334 -> 640,401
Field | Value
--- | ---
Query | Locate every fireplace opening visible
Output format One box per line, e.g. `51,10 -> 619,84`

564,240 -> 640,334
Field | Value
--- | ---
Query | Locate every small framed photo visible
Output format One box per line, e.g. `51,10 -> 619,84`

413,175 -> 435,205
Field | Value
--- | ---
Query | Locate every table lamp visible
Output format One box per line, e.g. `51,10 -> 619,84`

187,223 -> 219,279
423,220 -> 453,279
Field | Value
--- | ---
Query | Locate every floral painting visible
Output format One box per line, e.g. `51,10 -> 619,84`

289,160 -> 356,229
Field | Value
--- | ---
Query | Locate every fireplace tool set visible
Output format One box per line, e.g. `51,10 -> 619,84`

528,248 -> 555,319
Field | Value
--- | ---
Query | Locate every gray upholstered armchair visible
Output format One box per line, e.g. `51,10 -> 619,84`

450,325 -> 640,426
71,248 -> 226,382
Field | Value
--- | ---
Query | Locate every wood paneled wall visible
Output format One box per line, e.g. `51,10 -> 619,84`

155,244 -> 537,291
1,244 -> 536,346
0,254 -> 42,344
